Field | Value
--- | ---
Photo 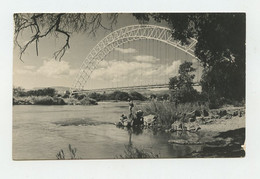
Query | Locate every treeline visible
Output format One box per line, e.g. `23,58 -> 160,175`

165,61 -> 244,109
73,90 -> 147,102
13,86 -> 148,105
13,87 -> 56,97
13,87 -> 97,105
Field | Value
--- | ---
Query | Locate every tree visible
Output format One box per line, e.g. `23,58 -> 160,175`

14,13 -> 245,100
134,13 -> 245,101
169,61 -> 198,103
13,86 -> 26,97
14,13 -> 118,61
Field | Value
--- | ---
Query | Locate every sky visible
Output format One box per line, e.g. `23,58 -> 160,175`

13,13 -> 202,90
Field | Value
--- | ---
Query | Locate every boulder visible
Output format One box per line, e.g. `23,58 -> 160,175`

218,110 -> 227,117
143,115 -> 157,126
233,110 -> 239,116
203,109 -> 209,116
170,121 -> 201,132
194,110 -> 201,117
168,139 -> 203,145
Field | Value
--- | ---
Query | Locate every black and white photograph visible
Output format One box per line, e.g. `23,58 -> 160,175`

12,13 -> 246,160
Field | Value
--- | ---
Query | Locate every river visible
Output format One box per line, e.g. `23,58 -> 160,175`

13,102 -> 202,160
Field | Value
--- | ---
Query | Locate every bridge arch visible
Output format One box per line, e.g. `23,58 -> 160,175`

73,24 -> 198,91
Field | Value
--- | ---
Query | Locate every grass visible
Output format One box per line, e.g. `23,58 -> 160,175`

56,144 -> 80,160
116,145 -> 159,159
136,101 -> 209,128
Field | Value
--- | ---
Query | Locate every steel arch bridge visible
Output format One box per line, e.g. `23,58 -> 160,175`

72,24 -> 198,92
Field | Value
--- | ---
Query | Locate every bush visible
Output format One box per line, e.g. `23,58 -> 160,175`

116,145 -> 159,159
107,91 -> 130,101
53,97 -> 66,105
33,96 -> 54,105
170,86 -> 199,103
88,92 -> 106,101
129,91 -> 147,101
80,97 -> 98,105
137,101 -> 209,128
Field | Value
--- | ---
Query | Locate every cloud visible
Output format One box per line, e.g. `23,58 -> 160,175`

114,48 -> 137,54
37,60 -> 71,77
133,55 -> 160,62
90,59 -> 182,85
91,60 -> 152,82
165,60 -> 182,76
24,65 -> 36,70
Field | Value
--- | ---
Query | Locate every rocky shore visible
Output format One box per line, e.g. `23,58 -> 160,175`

166,106 -> 245,157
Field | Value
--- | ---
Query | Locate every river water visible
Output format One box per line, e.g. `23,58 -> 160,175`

13,102 -> 202,160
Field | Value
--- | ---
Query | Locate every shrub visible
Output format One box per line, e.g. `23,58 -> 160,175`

137,101 -> 209,128
53,97 -> 66,105
116,145 -> 159,159
129,91 -> 147,101
80,97 -> 98,105
88,92 -> 106,101
33,96 -> 54,105
56,144 -> 79,160
108,91 -> 130,101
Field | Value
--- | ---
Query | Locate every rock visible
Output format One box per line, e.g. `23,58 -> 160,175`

189,117 -> 196,122
171,121 -> 180,131
187,123 -> 201,132
218,110 -> 227,117
185,112 -> 196,122
204,119 -> 213,124
211,115 -> 220,119
170,121 -> 201,132
195,116 -> 204,123
239,111 -> 244,117
233,111 -> 239,116
143,115 -> 157,126
194,110 -> 201,117
168,139 -> 204,145
203,109 -> 209,116
225,114 -> 233,119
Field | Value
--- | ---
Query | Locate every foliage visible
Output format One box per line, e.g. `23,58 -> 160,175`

134,13 -> 245,101
14,13 -> 245,101
129,91 -> 147,101
87,91 -> 147,101
169,61 -> 199,103
88,92 -> 106,101
138,101 -> 208,128
14,13 -> 118,60
108,90 -> 130,101
13,86 -> 26,97
56,144 -> 79,160
79,97 -> 98,105
116,145 -> 159,159
27,88 -> 56,97
14,87 -> 57,97
201,61 -> 245,102
13,96 -> 66,105
62,90 -> 71,98
33,96 -> 54,105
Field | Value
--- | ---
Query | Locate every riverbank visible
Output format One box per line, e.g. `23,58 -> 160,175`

13,96 -> 98,105
168,106 -> 246,157
133,101 -> 245,157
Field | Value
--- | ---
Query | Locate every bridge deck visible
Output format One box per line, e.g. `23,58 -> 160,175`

72,83 -> 200,93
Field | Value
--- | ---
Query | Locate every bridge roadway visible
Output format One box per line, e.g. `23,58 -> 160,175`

72,83 -> 200,94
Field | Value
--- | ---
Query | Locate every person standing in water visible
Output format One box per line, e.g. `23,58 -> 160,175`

128,98 -> 134,114
128,98 -> 134,126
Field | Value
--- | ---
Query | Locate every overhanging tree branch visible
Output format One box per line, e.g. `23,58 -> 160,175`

14,13 -> 119,61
